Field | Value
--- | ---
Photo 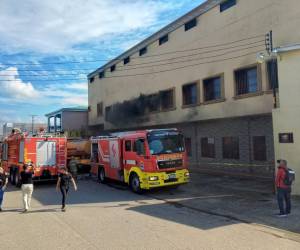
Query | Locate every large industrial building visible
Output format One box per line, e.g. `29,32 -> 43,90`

88,0 -> 300,193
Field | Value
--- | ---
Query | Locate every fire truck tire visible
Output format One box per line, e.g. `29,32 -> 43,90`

129,173 -> 143,194
14,170 -> 21,188
98,167 -> 106,184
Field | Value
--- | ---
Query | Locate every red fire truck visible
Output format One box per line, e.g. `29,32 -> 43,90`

90,129 -> 189,193
1,132 -> 67,185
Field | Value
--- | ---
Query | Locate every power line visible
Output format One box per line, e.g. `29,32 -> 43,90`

114,43 -> 264,72
0,49 -> 262,81
109,40 -> 264,70
103,50 -> 263,79
0,37 -> 265,75
0,43 -> 264,77
1,34 -> 264,67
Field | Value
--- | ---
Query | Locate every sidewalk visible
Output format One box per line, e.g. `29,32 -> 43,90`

149,172 -> 300,238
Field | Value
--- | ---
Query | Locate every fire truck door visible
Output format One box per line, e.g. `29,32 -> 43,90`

36,141 -> 56,167
108,139 -> 122,180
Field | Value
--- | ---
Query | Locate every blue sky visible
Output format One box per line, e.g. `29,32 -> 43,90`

0,0 -> 204,126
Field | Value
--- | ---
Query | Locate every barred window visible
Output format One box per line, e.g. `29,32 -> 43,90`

203,76 -> 222,101
235,66 -> 258,95
201,137 -> 215,158
160,89 -> 174,110
223,137 -> 239,159
182,83 -> 198,106
185,138 -> 192,157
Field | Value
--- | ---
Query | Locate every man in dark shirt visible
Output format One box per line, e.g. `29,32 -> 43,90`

56,167 -> 77,212
20,164 -> 34,212
0,165 -> 8,212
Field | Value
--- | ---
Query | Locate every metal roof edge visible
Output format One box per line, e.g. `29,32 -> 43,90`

45,107 -> 88,117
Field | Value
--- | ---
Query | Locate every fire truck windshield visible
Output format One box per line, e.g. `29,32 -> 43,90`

147,131 -> 185,155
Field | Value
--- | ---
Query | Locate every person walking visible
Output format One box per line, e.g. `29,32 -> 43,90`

0,165 -> 8,212
56,167 -> 77,212
20,164 -> 34,212
275,160 -> 292,217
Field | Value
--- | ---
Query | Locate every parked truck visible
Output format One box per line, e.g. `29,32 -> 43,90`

90,129 -> 189,193
0,131 -> 67,185
67,138 -> 91,174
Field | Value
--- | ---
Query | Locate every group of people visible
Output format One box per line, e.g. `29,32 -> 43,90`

0,159 -> 295,216
0,161 -> 77,212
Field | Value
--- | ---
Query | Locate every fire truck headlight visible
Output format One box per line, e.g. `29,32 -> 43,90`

149,176 -> 159,181
184,172 -> 190,177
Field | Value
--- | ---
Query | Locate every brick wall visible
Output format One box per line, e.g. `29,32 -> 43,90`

177,115 -> 275,178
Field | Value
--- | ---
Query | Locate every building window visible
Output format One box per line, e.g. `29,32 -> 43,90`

201,137 -> 215,158
97,102 -> 103,117
160,88 -> 174,110
220,0 -> 236,12
253,136 -> 267,161
185,18 -> 197,31
110,65 -> 116,72
203,76 -> 222,102
148,93 -> 160,112
125,140 -> 132,152
105,106 -> 112,121
267,59 -> 279,89
89,77 -> 95,84
185,138 -> 192,157
182,83 -> 198,106
159,34 -> 169,46
124,56 -> 130,65
222,137 -> 239,159
99,71 -> 105,79
139,47 -> 147,56
235,66 -> 258,96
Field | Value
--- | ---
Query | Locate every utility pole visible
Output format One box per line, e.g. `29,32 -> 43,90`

265,30 -> 277,108
29,115 -> 38,134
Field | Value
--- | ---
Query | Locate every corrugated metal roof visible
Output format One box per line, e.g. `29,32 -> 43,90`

45,107 -> 88,117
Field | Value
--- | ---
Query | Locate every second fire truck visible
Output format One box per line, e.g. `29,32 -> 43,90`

90,129 -> 189,193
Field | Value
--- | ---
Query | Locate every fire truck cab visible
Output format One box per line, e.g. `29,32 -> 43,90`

90,129 -> 189,193
0,132 -> 67,186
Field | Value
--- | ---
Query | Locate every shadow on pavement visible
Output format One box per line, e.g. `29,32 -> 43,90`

6,173 -> 299,235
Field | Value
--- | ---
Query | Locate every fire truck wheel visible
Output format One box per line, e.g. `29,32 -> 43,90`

98,167 -> 106,184
130,173 -> 143,194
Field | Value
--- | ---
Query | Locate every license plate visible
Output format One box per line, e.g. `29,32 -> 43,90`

168,173 -> 176,179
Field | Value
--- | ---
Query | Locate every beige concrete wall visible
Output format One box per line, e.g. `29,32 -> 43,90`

88,0 -> 300,130
273,50 -> 300,195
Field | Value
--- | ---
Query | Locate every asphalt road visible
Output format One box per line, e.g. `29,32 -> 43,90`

0,179 -> 300,250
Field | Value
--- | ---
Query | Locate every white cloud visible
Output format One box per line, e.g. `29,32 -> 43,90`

0,67 -> 39,99
0,0 -> 180,54
0,67 -> 87,106
65,82 -> 88,91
